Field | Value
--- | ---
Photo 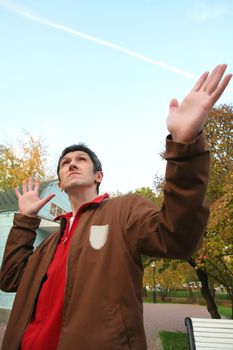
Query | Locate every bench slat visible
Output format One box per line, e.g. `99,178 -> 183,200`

192,321 -> 233,328
195,336 -> 233,344
191,318 -> 233,323
194,331 -> 233,339
196,343 -> 233,349
194,327 -> 233,334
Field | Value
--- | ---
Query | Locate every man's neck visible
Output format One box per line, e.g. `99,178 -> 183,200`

67,188 -> 99,216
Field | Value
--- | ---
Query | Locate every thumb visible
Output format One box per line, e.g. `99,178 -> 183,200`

41,193 -> 56,206
169,98 -> 179,111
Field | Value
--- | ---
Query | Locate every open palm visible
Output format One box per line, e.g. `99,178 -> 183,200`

167,64 -> 232,143
15,177 -> 55,217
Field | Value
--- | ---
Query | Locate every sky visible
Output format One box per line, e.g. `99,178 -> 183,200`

0,0 -> 232,194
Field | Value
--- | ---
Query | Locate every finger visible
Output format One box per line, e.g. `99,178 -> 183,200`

14,187 -> 21,198
210,73 -> 232,105
201,65 -> 221,91
191,71 -> 209,92
22,180 -> 27,193
34,178 -> 41,193
28,177 -> 33,191
169,98 -> 179,111
204,64 -> 228,95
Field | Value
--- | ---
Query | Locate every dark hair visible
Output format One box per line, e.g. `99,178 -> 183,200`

57,143 -> 102,193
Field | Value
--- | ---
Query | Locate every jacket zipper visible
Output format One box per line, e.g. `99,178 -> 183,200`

56,213 -> 80,349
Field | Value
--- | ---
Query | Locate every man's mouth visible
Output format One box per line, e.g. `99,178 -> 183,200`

68,172 -> 81,177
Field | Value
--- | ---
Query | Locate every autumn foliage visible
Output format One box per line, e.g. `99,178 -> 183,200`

0,132 -> 48,191
142,104 -> 233,318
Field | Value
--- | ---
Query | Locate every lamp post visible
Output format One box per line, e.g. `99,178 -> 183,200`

151,260 -> 156,303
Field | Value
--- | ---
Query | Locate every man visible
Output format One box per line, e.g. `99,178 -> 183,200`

0,64 -> 232,350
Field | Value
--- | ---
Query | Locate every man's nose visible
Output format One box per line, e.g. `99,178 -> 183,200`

69,161 -> 78,170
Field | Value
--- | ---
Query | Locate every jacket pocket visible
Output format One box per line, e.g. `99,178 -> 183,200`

105,304 -> 131,349
89,224 -> 109,250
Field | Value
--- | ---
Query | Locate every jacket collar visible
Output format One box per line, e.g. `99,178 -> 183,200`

54,193 -> 109,222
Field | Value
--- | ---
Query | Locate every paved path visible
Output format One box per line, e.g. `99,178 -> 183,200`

143,303 -> 211,349
0,303 -> 211,349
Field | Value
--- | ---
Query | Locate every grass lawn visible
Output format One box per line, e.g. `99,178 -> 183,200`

159,331 -> 189,350
218,305 -> 232,319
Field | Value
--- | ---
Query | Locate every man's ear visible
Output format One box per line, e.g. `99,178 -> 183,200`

58,181 -> 64,192
95,171 -> 103,184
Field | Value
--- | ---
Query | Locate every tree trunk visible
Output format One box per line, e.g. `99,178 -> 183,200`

187,258 -> 221,319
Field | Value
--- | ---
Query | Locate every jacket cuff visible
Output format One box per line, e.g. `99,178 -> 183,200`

165,132 -> 209,160
14,213 -> 41,230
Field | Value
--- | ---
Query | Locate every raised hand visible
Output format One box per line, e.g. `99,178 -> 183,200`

15,177 -> 55,217
167,64 -> 232,143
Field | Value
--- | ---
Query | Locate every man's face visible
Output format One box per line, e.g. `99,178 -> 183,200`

58,151 -> 103,193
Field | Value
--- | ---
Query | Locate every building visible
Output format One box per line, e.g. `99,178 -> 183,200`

0,180 -> 71,322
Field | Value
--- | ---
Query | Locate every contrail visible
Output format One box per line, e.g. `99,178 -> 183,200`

1,0 -> 232,94
0,0 -> 199,79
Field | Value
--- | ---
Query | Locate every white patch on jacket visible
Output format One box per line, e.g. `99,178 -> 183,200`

89,225 -> 109,249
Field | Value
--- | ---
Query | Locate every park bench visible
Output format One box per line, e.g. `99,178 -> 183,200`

185,317 -> 233,349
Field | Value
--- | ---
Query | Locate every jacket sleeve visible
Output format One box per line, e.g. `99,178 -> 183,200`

125,132 -> 210,259
0,213 -> 40,292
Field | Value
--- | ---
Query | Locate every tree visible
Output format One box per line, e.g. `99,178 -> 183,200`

187,258 -> 221,318
134,186 -> 162,206
189,104 -> 233,318
195,183 -> 233,318
0,132 -> 49,191
205,104 -> 233,204
142,104 -> 233,318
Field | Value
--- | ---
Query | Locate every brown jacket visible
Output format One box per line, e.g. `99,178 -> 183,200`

0,134 -> 210,350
